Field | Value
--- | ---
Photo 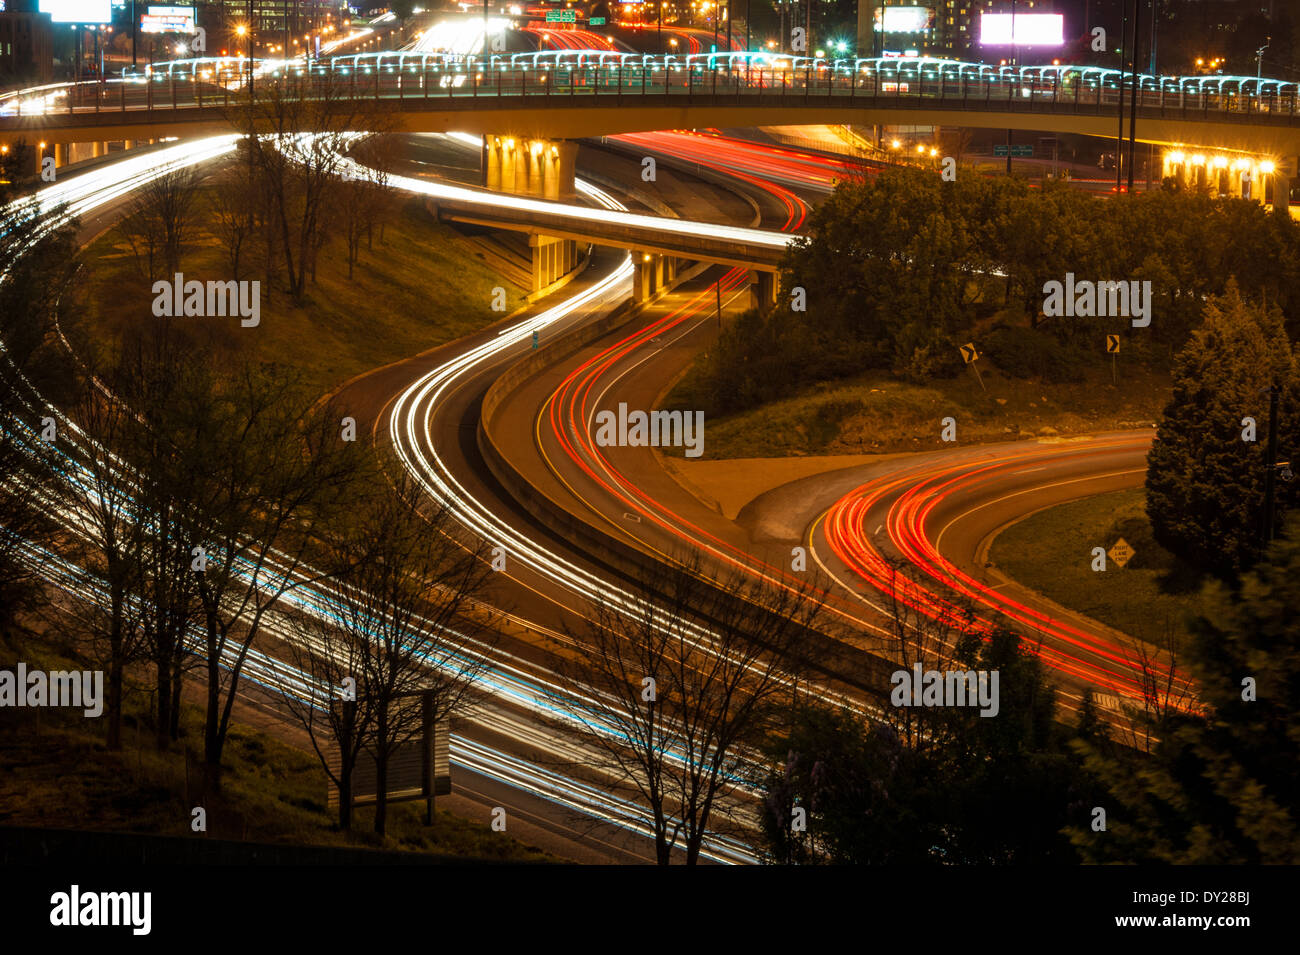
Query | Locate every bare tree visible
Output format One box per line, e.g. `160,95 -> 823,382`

871,553 -> 982,751
59,361 -> 151,750
334,134 -> 399,280
179,362 -> 362,791
207,164 -> 259,281
115,165 -> 205,280
1114,625 -> 1196,753
61,328 -> 212,750
353,132 -> 399,250
233,72 -> 389,301
0,172 -> 76,628
282,462 -> 496,833
554,553 -> 823,864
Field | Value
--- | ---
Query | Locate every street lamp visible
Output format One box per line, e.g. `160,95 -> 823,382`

245,0 -> 254,93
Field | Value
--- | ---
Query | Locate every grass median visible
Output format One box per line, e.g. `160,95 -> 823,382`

988,486 -> 1210,647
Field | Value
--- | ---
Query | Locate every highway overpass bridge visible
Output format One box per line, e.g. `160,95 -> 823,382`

5,53 -> 1299,166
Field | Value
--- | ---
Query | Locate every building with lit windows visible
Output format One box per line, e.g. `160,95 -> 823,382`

857,2 -> 1062,62
201,0 -> 350,57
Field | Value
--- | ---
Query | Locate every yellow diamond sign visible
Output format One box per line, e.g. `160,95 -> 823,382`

1108,538 -> 1135,568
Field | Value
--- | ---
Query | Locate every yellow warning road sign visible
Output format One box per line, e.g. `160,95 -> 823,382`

959,343 -> 979,364
1106,334 -> 1121,354
1108,538 -> 1135,568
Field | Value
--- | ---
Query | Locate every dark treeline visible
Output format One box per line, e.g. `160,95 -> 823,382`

690,167 -> 1300,416
758,528 -> 1300,863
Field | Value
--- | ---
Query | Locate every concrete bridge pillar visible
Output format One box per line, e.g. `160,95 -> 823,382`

634,253 -> 658,302
54,143 -> 68,168
483,135 -> 576,201
529,233 -> 578,293
547,141 -> 577,201
749,270 -> 777,313
1228,161 -> 1246,198
1211,160 -> 1229,196
485,136 -> 503,191
1272,162 -> 1293,217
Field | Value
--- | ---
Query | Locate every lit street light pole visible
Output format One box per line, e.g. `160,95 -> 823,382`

1007,0 -> 1016,177
1127,0 -> 1144,194
1116,0 -> 1130,192
247,0 -> 255,95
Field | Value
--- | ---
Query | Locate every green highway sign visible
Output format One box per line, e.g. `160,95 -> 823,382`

994,145 -> 1034,158
546,9 -> 577,22
590,16 -> 605,24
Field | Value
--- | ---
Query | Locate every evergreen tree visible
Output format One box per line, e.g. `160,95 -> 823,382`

1072,521 -> 1300,863
1146,283 -> 1300,577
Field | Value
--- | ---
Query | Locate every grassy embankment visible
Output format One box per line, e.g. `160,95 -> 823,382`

668,359 -> 1170,459
66,196 -> 526,395
988,486 -> 1210,646
0,627 -> 553,861
3,196 -> 546,860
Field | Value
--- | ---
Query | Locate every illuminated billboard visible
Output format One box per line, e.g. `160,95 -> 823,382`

875,6 -> 932,34
980,13 -> 1063,46
37,0 -> 111,23
140,5 -> 196,34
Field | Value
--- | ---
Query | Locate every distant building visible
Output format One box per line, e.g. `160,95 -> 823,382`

858,2 -> 1062,62
198,0 -> 350,56
0,3 -> 54,85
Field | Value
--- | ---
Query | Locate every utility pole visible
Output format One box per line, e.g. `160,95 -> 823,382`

1127,0 -> 1143,194
1149,0 -> 1158,74
1257,36 -> 1271,79
1264,382 -> 1281,545
131,0 -> 137,69
1007,0 -> 1016,177
658,1 -> 663,55
1116,0 -> 1130,192
745,0 -> 750,53
247,0 -> 254,95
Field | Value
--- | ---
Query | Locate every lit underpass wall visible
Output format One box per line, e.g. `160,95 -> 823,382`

483,135 -> 581,292
1162,151 -> 1297,210
484,135 -> 577,200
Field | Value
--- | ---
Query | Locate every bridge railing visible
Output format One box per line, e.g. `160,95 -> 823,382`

5,55 -> 1299,127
